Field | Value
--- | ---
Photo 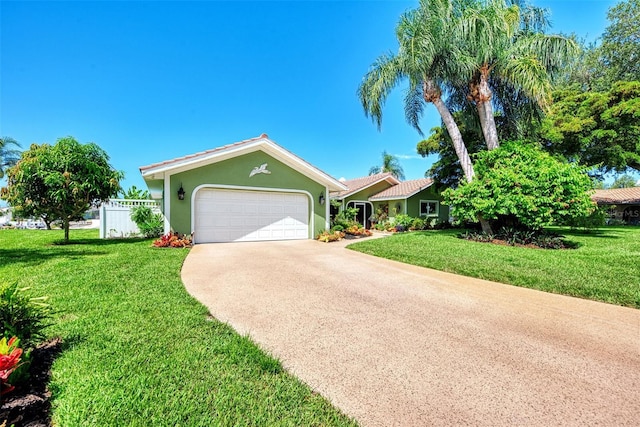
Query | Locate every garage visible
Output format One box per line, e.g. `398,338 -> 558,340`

194,188 -> 309,243
139,134 -> 346,243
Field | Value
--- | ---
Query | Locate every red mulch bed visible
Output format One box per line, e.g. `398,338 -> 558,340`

1,338 -> 61,427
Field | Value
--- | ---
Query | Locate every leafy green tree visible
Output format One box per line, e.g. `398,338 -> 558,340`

0,137 -> 21,179
358,0 -> 476,183
598,0 -> 640,87
541,81 -> 640,173
120,185 -> 150,199
369,151 -> 406,180
610,174 -> 638,188
443,141 -> 595,230
1,136 -> 123,243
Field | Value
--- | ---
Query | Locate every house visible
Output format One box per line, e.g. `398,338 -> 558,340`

139,134 -> 346,243
592,187 -> 640,225
331,172 -> 450,228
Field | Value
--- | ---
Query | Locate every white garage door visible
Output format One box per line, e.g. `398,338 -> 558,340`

194,189 -> 309,243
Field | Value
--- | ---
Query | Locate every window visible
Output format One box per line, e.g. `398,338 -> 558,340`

420,200 -> 439,217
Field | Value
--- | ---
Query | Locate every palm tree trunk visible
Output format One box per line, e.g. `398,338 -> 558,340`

475,68 -> 500,150
424,81 -> 475,183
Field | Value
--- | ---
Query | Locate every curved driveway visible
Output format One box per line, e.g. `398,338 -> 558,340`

181,238 -> 640,426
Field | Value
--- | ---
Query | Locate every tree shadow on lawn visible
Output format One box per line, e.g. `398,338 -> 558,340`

0,238 -> 150,268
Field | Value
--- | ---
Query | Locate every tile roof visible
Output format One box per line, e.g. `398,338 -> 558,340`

370,178 -> 434,200
331,173 -> 400,198
592,187 -> 640,204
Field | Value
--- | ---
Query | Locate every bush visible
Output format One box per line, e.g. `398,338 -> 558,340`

0,283 -> 52,349
409,217 -> 426,231
152,232 -> 192,248
331,207 -> 360,230
443,141 -> 595,231
316,230 -> 345,242
130,206 -> 164,238
0,336 -> 23,397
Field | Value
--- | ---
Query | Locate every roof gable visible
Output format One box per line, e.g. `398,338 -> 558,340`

331,173 -> 400,199
369,178 -> 434,201
139,134 -> 346,191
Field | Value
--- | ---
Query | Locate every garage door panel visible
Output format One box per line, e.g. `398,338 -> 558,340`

194,189 -> 309,243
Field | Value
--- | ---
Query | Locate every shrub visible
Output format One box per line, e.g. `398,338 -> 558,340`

130,206 -> 164,238
392,214 -> 413,229
0,283 -> 52,349
409,217 -> 426,231
0,336 -> 23,397
316,230 -> 345,242
331,207 -> 361,230
563,206 -> 607,231
152,232 -> 193,248
443,141 -> 595,231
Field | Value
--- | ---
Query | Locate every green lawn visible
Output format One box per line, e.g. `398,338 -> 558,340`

0,229 -> 356,426
349,226 -> 640,308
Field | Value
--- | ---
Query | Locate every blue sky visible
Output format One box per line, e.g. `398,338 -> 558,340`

0,0 -> 625,195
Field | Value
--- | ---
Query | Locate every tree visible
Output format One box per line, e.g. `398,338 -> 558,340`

120,185 -> 150,199
540,81 -> 640,174
598,0 -> 640,87
358,0 -> 476,183
0,137 -> 21,179
610,174 -> 638,188
458,0 -> 578,150
1,136 -> 123,243
369,151 -> 406,180
443,141 -> 595,230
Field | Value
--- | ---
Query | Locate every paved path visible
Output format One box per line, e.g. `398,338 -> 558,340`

181,238 -> 640,426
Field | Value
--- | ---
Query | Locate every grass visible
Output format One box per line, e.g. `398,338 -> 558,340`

348,226 -> 640,308
0,229 -> 357,426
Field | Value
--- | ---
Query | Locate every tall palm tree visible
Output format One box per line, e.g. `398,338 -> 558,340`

0,137 -> 21,179
369,151 -> 406,181
358,0 -> 477,183
459,0 -> 578,149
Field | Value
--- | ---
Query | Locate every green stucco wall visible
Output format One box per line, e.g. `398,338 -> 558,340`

167,150 -> 326,237
373,186 -> 449,224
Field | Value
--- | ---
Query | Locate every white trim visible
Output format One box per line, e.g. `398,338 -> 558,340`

345,200 -> 374,226
323,187 -> 330,230
338,175 -> 400,200
190,184 -> 315,243
419,199 -> 440,217
163,176 -> 171,234
141,137 -> 346,192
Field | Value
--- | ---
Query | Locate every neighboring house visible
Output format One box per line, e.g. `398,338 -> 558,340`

139,134 -> 346,243
331,172 -> 450,228
592,187 -> 640,225
0,207 -> 12,225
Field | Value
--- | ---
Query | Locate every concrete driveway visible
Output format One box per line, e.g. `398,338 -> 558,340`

181,237 -> 640,426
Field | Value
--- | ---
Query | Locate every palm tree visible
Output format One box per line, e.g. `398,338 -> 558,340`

0,137 -> 21,179
369,151 -> 406,181
358,0 -> 477,183
459,0 -> 578,149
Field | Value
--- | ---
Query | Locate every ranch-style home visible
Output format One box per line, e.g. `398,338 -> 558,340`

592,187 -> 640,225
331,173 -> 449,228
139,134 -> 449,243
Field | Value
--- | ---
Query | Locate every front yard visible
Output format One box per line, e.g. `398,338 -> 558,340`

0,229 -> 356,426
349,226 -> 640,308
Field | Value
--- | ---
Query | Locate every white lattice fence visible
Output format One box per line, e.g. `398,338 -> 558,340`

99,199 -> 163,238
